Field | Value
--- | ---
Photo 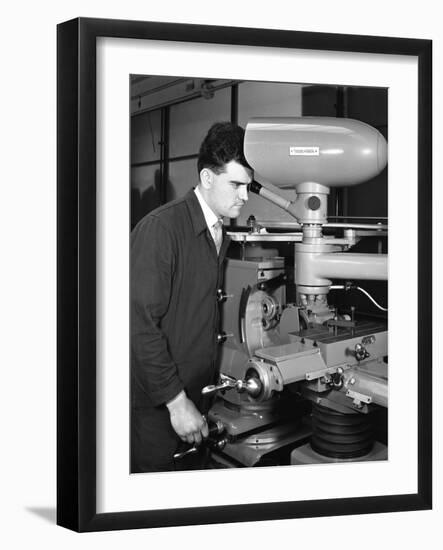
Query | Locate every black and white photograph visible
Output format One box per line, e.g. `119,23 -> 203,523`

130,76 -> 389,473
53,15 -> 433,535
2,0 -> 442,547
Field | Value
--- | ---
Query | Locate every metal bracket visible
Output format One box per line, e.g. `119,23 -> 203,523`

346,388 -> 372,408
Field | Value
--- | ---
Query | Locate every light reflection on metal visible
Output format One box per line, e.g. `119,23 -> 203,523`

321,148 -> 344,155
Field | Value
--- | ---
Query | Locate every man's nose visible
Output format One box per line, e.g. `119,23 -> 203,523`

238,185 -> 249,201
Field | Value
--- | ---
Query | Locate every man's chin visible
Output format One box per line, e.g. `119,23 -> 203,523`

229,206 -> 243,218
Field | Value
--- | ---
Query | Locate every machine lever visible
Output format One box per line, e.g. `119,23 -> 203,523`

173,446 -> 199,460
201,373 -> 238,395
173,420 -> 227,460
217,289 -> 234,303
201,373 -> 262,397
217,332 -> 234,344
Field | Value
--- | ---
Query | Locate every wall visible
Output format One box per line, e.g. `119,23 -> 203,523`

131,80 -> 303,226
1,1 -> 441,549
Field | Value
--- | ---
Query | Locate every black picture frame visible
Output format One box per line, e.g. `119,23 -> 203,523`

57,17 -> 432,532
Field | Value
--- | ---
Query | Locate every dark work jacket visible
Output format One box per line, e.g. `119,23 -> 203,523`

131,189 -> 230,410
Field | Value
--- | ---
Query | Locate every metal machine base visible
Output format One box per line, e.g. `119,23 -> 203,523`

209,394 -> 311,467
291,440 -> 387,465
210,421 -> 311,467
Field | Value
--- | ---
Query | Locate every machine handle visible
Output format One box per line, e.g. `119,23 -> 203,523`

201,373 -> 262,397
217,332 -> 234,344
173,420 -> 227,460
173,446 -> 199,460
217,289 -> 234,303
201,373 -> 238,395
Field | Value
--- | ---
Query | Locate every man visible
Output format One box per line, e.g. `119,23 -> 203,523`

131,122 -> 252,472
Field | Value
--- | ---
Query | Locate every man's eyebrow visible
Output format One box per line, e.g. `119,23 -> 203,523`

229,179 -> 251,185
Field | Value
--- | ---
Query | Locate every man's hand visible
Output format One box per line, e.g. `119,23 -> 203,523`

166,391 -> 209,445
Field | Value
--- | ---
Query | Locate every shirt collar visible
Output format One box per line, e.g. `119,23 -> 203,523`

194,186 -> 222,230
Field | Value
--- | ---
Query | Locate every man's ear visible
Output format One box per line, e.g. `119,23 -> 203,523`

199,168 -> 213,190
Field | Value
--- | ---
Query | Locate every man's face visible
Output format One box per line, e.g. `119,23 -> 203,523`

202,160 -> 252,219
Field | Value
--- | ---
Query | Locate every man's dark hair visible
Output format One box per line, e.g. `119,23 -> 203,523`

197,122 -> 251,175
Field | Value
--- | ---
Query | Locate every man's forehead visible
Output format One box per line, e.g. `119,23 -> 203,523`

224,161 -> 253,181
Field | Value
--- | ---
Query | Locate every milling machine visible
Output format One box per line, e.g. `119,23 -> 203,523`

203,117 -> 389,468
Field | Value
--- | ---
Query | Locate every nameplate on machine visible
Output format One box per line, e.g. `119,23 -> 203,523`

289,146 -> 320,156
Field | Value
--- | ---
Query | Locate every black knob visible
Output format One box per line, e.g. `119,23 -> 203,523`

307,195 -> 321,211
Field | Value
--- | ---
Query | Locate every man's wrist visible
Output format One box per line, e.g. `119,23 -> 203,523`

166,390 -> 187,413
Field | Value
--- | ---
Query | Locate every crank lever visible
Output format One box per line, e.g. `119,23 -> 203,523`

201,373 -> 261,397
173,420 -> 227,460
173,446 -> 199,460
201,373 -> 238,395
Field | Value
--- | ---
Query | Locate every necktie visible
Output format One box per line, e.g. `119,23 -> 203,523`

212,220 -> 223,254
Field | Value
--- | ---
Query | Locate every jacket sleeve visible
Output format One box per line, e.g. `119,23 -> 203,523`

131,215 -> 184,406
